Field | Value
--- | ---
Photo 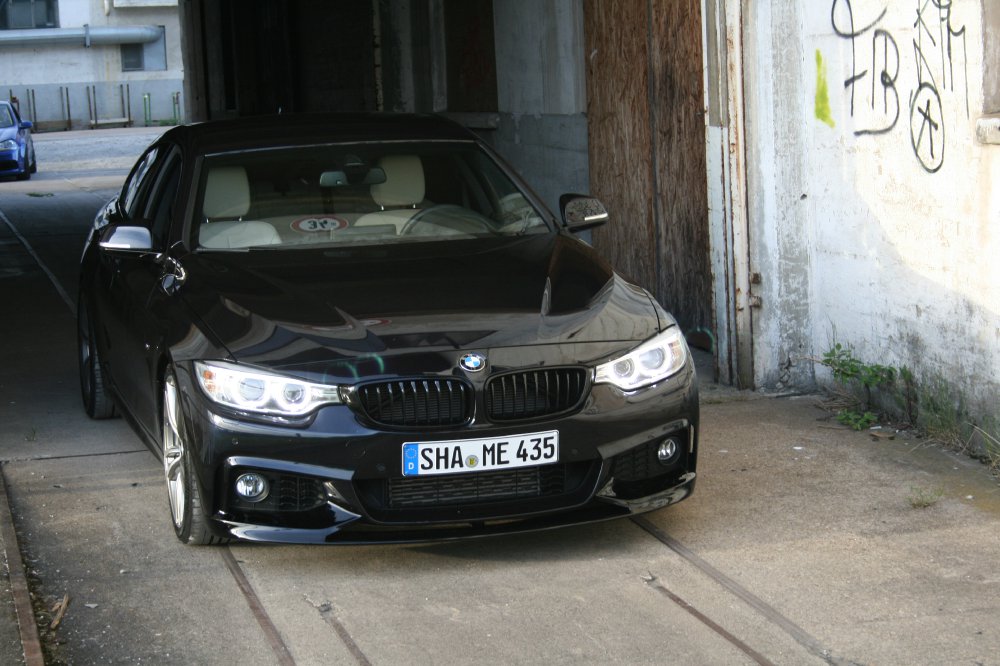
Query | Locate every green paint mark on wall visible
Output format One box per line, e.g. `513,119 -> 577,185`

815,49 -> 835,128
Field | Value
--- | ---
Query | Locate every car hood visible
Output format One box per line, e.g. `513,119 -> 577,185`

176,234 -> 664,371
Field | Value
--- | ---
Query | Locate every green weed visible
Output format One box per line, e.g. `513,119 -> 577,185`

907,485 -> 943,509
816,343 -> 999,478
836,410 -> 878,431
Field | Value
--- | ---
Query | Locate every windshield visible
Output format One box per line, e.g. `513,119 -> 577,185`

0,105 -> 14,129
195,141 -> 550,250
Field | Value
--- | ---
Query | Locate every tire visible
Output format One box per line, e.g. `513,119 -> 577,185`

162,369 -> 226,545
78,298 -> 116,419
16,148 -> 31,180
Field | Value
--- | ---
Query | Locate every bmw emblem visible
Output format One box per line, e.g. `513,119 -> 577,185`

459,352 -> 487,373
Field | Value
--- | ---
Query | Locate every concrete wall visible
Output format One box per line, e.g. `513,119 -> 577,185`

492,0 -> 589,216
0,0 -> 183,127
743,0 -> 999,418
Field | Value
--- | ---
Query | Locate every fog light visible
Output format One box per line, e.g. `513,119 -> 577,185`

657,438 -> 680,465
235,472 -> 269,502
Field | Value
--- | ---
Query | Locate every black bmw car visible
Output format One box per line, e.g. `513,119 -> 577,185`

78,113 -> 698,545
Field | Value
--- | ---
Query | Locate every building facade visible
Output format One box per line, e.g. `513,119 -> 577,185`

0,0 -> 183,129
723,1 -> 999,428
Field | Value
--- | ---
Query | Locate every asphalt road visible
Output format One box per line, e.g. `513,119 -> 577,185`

0,128 -> 998,665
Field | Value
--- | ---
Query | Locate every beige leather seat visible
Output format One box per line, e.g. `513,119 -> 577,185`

199,166 -> 280,249
353,155 -> 425,232
200,220 -> 281,249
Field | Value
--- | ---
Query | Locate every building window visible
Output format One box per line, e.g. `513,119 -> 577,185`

122,43 -> 144,71
0,0 -> 58,29
121,26 -> 167,72
986,2 -> 1000,113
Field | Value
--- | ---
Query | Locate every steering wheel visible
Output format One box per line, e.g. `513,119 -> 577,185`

400,204 -> 494,236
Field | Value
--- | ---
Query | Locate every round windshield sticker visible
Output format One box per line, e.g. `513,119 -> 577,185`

291,216 -> 348,233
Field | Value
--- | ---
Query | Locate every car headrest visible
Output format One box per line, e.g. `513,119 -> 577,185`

370,155 -> 424,208
204,166 -> 251,219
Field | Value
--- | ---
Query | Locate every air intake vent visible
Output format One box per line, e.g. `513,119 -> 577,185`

386,465 -> 566,508
485,368 -> 588,421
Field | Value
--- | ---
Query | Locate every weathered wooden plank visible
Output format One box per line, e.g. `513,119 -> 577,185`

650,0 -> 712,332
584,0 -> 712,335
584,0 -> 657,290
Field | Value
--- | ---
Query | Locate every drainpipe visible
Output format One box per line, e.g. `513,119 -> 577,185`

0,25 -> 161,48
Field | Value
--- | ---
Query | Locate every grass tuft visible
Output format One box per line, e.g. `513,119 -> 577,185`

907,486 -> 943,509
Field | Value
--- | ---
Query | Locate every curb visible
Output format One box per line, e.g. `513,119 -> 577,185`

0,464 -> 44,666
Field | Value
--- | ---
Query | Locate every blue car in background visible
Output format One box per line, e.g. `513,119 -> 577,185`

0,100 -> 37,180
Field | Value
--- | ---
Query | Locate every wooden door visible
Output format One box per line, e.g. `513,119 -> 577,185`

584,0 -> 714,363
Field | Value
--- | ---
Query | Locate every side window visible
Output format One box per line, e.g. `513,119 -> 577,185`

143,149 -> 183,249
120,146 -> 161,220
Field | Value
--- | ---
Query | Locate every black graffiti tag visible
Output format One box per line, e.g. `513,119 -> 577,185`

908,0 -> 968,172
831,0 -> 898,135
910,83 -> 944,172
831,0 -> 969,173
868,29 -> 900,134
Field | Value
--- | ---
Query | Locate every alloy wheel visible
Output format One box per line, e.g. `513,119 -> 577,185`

162,374 -> 186,530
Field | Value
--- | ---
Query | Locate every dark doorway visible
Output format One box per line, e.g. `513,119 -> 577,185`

187,0 -> 377,119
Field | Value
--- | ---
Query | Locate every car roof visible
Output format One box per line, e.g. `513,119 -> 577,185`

161,113 -> 480,156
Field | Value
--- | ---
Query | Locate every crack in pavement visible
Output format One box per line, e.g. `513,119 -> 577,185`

304,594 -> 373,666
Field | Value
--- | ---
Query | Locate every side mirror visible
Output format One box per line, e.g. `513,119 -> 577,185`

559,194 -> 609,232
19,120 -> 32,130
100,226 -> 153,251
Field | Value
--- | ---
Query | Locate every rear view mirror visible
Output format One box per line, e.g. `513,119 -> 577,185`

320,167 -> 386,187
319,170 -> 348,187
560,194 -> 609,232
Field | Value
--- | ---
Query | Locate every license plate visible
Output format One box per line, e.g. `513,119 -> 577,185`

401,430 -> 559,476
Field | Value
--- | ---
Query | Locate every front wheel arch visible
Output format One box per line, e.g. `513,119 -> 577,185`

161,366 -> 228,545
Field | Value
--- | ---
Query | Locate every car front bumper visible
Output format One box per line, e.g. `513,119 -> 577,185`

0,148 -> 24,176
174,361 -> 699,544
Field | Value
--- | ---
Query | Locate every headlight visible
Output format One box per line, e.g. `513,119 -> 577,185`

0,139 -> 17,151
594,328 -> 688,391
194,361 -> 342,416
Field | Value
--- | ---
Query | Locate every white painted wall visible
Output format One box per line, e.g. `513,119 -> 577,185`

742,0 -> 999,418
